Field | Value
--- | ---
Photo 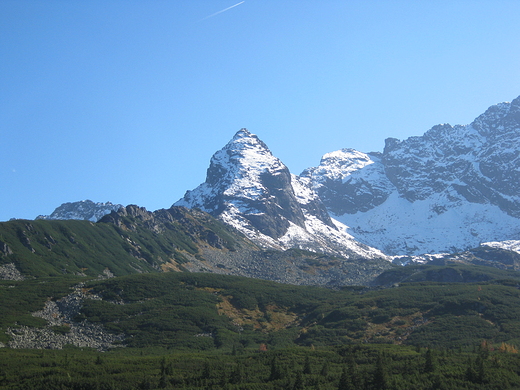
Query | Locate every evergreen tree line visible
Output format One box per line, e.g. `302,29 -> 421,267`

1,343 -> 520,389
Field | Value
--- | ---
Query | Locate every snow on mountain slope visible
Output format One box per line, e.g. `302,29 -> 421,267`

481,240 -> 520,255
175,129 -> 386,259
37,200 -> 123,222
304,96 -> 520,256
336,191 -> 520,256
301,150 -> 395,215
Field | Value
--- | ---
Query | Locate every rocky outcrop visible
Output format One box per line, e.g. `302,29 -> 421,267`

100,205 -> 244,251
6,284 -> 124,351
0,240 -> 13,256
0,263 -> 24,281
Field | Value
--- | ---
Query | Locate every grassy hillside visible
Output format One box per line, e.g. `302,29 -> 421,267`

0,207 -> 253,278
2,267 -> 520,388
3,265 -> 520,351
0,218 -> 160,277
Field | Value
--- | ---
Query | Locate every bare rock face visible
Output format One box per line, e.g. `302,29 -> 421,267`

300,149 -> 394,215
381,96 -> 520,211
0,240 -> 13,256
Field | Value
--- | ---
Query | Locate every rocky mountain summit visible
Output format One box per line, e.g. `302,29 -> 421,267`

304,96 -> 520,255
175,129 -> 386,260
37,200 -> 123,222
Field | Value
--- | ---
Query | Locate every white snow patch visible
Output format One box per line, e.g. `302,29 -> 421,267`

336,190 -> 520,256
481,240 -> 520,254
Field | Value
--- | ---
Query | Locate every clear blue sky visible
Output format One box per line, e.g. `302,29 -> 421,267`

1,0 -> 519,221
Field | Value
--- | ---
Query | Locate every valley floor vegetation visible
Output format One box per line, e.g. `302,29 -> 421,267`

1,343 -> 520,389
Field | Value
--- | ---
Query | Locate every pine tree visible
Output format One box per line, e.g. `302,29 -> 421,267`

465,357 -> 477,383
372,353 -> 388,390
269,357 -> 284,381
293,371 -> 305,390
476,355 -> 486,384
303,356 -> 312,375
202,361 -> 211,379
424,349 -> 436,373
320,361 -> 329,377
230,362 -> 245,384
337,366 -> 352,390
158,373 -> 169,389
346,355 -> 360,389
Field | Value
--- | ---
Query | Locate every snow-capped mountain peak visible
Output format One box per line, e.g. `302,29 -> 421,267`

206,128 -> 285,199
175,129 -> 386,259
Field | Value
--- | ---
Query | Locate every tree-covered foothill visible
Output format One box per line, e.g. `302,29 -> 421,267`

2,266 -> 520,388
4,271 -> 520,350
73,272 -> 520,350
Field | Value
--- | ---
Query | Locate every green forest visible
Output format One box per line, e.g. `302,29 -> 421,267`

2,271 -> 520,389
2,342 -> 520,389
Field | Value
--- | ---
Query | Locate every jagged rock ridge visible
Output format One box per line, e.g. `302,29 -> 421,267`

304,96 -> 520,256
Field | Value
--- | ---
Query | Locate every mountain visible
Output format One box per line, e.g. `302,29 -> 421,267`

174,128 -> 386,260
303,96 -> 520,256
0,205 -> 392,286
27,96 -> 520,262
37,200 -> 123,222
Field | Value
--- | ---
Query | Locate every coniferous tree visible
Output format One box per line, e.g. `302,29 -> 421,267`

269,357 -> 284,381
230,362 -> 245,384
320,361 -> 330,378
202,361 -> 211,380
337,366 -> 352,390
293,371 -> 305,390
475,355 -> 486,384
372,353 -> 388,390
424,349 -> 436,373
465,357 -> 477,383
158,373 -> 169,389
346,355 -> 360,389
303,356 -> 312,375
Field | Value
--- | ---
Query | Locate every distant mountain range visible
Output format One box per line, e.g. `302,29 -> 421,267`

37,200 -> 123,222
305,96 -> 520,255
37,96 -> 520,262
